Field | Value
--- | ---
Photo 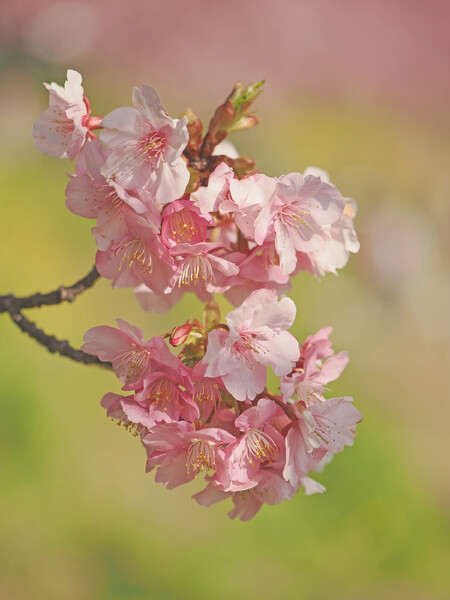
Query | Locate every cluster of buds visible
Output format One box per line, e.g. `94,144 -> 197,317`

33,70 -> 362,520
83,289 -> 362,521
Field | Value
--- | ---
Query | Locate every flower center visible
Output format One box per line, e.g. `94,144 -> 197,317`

167,209 -> 200,243
115,346 -> 150,383
178,254 -> 214,287
117,239 -> 152,275
186,439 -> 216,475
278,204 -> 315,240
140,130 -> 166,163
245,430 -> 278,464
145,377 -> 178,411
232,333 -> 267,359
50,108 -> 75,137
292,379 -> 323,405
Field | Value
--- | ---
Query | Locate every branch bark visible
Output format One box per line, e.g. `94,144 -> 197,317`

0,265 -> 112,370
0,265 -> 101,313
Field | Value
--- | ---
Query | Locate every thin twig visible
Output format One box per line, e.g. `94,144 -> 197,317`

0,265 -> 111,369
0,265 -> 101,313
8,309 -> 112,369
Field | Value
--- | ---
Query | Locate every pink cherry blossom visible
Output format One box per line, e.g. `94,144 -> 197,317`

32,69 -> 94,160
193,469 -> 297,521
161,197 -> 214,247
254,172 -> 345,274
225,398 -> 286,491
169,242 -> 239,292
96,213 -> 174,293
280,327 -> 349,406
202,288 -> 299,401
300,198 -> 360,277
66,140 -> 159,250
128,355 -> 197,424
100,85 -> 189,203
283,396 -> 363,486
143,422 -> 236,489
192,162 -> 236,214
83,320 -> 176,384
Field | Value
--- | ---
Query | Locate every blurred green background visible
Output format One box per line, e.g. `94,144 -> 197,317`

1,2 -> 449,599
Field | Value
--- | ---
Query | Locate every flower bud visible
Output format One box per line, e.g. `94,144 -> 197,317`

169,323 -> 194,346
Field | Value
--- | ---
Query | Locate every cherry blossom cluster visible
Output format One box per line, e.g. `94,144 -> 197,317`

33,70 -> 362,520
82,289 -> 362,521
33,70 -> 359,313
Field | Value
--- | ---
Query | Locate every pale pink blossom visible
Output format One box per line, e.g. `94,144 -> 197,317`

191,362 -> 224,423
32,69 -> 93,160
254,172 -> 345,274
66,140 -> 159,250
280,327 -> 349,406
202,288 -> 299,401
100,85 -> 189,203
283,396 -> 362,486
300,198 -> 360,277
192,162 -> 235,214
223,244 -> 291,306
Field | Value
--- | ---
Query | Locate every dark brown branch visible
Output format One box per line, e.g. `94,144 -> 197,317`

0,265 -> 111,369
0,265 -> 101,313
7,309 -> 112,369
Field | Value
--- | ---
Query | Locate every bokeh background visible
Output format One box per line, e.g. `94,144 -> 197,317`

1,1 -> 449,599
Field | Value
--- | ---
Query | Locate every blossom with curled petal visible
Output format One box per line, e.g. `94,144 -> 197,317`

32,69 -> 92,160
280,327 -> 349,406
100,85 -> 189,204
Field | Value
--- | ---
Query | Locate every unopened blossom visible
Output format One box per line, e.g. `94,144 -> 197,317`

32,69 -> 95,160
202,288 -> 299,401
100,85 -> 189,203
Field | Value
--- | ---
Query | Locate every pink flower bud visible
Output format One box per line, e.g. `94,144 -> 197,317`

169,323 -> 194,347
